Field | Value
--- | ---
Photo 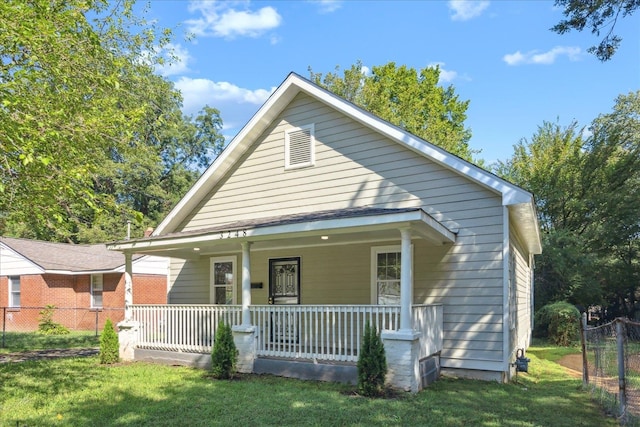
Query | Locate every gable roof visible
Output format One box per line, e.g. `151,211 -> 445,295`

0,237 -> 144,274
154,72 -> 541,254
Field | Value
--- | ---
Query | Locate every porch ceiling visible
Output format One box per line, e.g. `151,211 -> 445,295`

107,207 -> 456,258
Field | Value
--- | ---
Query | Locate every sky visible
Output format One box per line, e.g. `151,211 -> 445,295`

144,0 -> 639,164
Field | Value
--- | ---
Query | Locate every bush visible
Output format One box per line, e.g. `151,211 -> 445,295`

357,322 -> 387,397
534,301 -> 581,346
99,319 -> 120,364
38,304 -> 70,335
211,322 -> 238,379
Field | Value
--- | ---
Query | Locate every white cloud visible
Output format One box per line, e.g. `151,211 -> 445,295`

186,1 -> 282,39
448,0 -> 489,21
310,0 -> 343,14
174,77 -> 275,130
155,43 -> 191,77
428,62 -> 458,83
503,46 -> 582,65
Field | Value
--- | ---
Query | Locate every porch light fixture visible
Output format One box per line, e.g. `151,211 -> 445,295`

193,247 -> 200,251
321,236 -> 329,240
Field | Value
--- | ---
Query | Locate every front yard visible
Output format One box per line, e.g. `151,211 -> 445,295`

0,335 -> 615,427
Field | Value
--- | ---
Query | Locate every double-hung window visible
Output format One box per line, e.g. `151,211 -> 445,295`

91,274 -> 103,308
372,246 -> 402,305
8,276 -> 20,307
210,257 -> 236,305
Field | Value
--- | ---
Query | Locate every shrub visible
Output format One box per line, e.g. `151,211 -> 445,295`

38,304 -> 70,335
534,301 -> 581,346
211,322 -> 238,379
99,319 -> 120,364
357,322 -> 387,397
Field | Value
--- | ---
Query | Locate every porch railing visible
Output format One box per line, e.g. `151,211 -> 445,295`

130,304 -> 442,363
252,305 -> 400,362
132,304 -> 242,353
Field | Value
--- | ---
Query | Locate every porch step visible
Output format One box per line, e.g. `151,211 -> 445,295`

254,357 -> 357,385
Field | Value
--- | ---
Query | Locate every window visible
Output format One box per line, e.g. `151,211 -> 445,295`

210,257 -> 236,305
285,124 -> 315,169
371,246 -> 403,305
91,274 -> 103,308
8,276 -> 20,307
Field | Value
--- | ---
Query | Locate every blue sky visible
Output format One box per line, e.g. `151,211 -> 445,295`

145,0 -> 639,164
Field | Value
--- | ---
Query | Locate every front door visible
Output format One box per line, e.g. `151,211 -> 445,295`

268,257 -> 300,343
268,257 -> 300,305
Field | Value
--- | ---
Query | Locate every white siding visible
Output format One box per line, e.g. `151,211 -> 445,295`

0,244 -> 43,276
170,93 -> 507,372
511,229 -> 533,354
129,256 -> 169,276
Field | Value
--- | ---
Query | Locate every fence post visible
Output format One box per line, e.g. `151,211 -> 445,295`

580,312 -> 589,386
2,307 -> 5,348
95,310 -> 99,337
616,319 -> 627,420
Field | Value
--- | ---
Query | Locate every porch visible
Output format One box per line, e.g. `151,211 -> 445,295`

122,303 -> 443,390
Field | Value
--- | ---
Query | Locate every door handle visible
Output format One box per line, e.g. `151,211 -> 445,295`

268,297 -> 274,305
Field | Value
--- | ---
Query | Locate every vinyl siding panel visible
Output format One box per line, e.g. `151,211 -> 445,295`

169,92 -> 507,372
0,244 -> 43,276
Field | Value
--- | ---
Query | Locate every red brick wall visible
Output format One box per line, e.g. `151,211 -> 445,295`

0,273 -> 167,331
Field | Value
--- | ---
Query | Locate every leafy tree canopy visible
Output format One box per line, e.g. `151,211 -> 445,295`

309,61 -> 475,162
496,91 -> 640,317
0,0 -> 224,242
552,0 -> 640,61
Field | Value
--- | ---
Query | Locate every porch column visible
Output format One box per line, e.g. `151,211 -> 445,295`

124,252 -> 133,321
399,228 -> 412,332
241,241 -> 252,327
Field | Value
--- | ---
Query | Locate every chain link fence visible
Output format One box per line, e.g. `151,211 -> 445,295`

1,306 -> 124,348
582,316 -> 640,425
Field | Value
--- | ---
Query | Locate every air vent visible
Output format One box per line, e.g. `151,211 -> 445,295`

285,124 -> 315,169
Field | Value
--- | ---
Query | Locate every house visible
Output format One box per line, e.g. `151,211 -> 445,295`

0,237 -> 168,331
108,72 -> 541,391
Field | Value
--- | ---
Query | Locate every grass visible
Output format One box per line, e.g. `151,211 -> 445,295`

0,331 -> 99,354
0,344 -> 617,427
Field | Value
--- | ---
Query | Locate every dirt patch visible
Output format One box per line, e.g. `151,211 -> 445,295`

557,353 -> 585,378
0,347 -> 99,363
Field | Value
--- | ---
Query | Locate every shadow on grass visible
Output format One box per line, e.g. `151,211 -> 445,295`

0,352 -> 618,427
0,331 -> 99,353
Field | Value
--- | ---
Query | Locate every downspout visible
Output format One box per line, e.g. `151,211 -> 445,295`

502,206 -> 512,376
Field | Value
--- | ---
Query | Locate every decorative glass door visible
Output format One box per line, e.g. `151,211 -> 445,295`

269,257 -> 300,343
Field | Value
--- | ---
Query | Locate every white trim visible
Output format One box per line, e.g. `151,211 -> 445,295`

284,124 -> 315,170
8,276 -> 20,308
502,207 -> 511,371
0,243 -> 44,276
209,256 -> 237,305
370,244 -> 413,305
109,209 -> 455,253
90,274 -> 104,309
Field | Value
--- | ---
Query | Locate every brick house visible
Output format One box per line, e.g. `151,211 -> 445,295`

0,237 -> 168,331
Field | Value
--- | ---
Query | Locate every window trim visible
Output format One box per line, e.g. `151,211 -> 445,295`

8,276 -> 20,308
284,124 -> 315,170
210,256 -> 237,305
91,274 -> 104,309
370,245 -> 412,305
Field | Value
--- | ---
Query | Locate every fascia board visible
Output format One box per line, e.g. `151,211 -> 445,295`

110,209 -> 455,253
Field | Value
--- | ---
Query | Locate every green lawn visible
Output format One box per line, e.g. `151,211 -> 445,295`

0,331 -> 99,354
0,341 -> 616,427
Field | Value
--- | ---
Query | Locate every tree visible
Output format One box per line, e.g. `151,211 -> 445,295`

99,318 -> 120,364
211,322 -> 238,379
357,322 -> 387,397
496,92 -> 640,317
0,1 -> 225,243
309,61 -> 475,162
0,0 -> 175,242
551,0 -> 640,61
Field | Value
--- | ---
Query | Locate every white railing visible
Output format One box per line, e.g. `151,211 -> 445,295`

251,305 -> 400,362
412,304 -> 443,359
130,304 -> 443,362
132,304 -> 242,353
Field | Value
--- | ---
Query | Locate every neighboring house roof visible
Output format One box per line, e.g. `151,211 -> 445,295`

0,237 -> 161,275
151,72 -> 541,254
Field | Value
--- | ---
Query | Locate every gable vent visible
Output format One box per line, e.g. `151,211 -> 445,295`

285,124 -> 315,169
